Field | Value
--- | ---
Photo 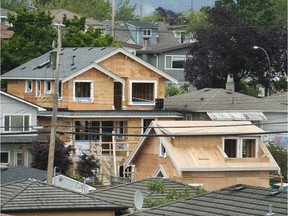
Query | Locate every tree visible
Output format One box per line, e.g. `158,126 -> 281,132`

154,7 -> 187,25
1,9 -> 57,73
184,7 -> 287,93
76,153 -> 100,178
165,84 -> 189,97
28,137 -> 73,173
144,180 -> 205,208
274,75 -> 288,93
44,0 -> 112,21
1,0 -> 32,11
116,0 -> 138,21
268,145 -> 287,183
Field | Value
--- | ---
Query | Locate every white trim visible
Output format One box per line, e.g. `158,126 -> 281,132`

181,166 -> 279,172
14,150 -> 26,166
0,91 -> 46,111
62,63 -> 125,84
44,80 -> 52,94
159,141 -> 166,157
152,165 -> 168,178
164,55 -> 186,70
142,28 -> 152,37
94,48 -> 178,84
25,80 -> 33,93
73,80 -> 94,102
35,80 -> 41,98
129,80 -> 157,105
3,114 -> 31,132
240,137 -> 258,158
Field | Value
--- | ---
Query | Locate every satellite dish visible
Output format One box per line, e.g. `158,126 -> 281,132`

134,190 -> 144,210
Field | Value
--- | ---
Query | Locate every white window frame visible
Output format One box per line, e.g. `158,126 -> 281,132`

73,80 -> 94,102
35,80 -> 41,97
222,137 -> 258,158
142,29 -> 152,37
4,114 -> 31,132
14,151 -> 25,166
0,151 -> 10,164
129,80 -> 157,105
115,121 -> 124,140
44,80 -> 52,94
25,80 -> 33,93
240,137 -> 258,158
165,55 -> 186,70
159,141 -> 166,158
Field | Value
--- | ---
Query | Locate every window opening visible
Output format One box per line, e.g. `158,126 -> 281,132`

142,29 -> 151,37
0,152 -> 9,163
242,139 -> 256,158
74,81 -> 92,101
4,115 -> 30,132
224,139 -> 237,158
44,81 -> 52,94
132,83 -> 154,104
15,152 -> 23,166
26,80 -> 32,93
165,55 -> 186,69
35,80 -> 41,97
160,142 -> 166,157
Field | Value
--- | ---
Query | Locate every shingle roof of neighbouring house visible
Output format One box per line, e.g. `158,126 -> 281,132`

90,177 -> 200,208
164,88 -> 288,112
129,184 -> 288,216
0,166 -> 47,184
1,179 -> 127,213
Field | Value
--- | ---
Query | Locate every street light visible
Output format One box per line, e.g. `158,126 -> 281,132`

253,46 -> 271,97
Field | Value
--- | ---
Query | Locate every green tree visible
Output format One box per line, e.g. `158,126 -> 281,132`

1,9 -> 57,73
1,0 -> 32,10
44,0 -> 112,21
165,84 -> 189,97
274,75 -> 288,93
28,137 -> 73,173
268,145 -> 287,183
144,180 -> 205,208
116,0 -> 138,21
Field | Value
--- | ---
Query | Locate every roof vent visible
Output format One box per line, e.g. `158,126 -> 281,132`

88,47 -> 93,50
73,47 -> 77,51
270,191 -> 279,196
21,67 -> 26,70
204,88 -> 209,92
234,185 -> 245,190
101,47 -> 106,50
226,91 -> 233,94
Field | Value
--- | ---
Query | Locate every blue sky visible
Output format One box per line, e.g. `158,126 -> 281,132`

129,0 -> 216,16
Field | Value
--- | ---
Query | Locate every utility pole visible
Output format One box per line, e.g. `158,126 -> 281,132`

47,23 -> 62,184
112,0 -> 115,37
140,0 -> 142,20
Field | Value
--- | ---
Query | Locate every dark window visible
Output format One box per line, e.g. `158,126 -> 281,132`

242,139 -> 256,158
75,82 -> 91,98
224,139 -> 237,158
132,83 -> 154,103
0,152 -> 9,163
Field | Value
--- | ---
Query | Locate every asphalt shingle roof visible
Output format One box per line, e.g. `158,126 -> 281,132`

1,179 -> 126,213
90,177 -> 199,208
130,184 -> 288,216
1,47 -> 118,79
0,166 -> 47,184
164,88 -> 288,112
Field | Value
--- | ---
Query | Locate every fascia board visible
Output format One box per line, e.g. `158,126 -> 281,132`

180,166 -> 280,172
62,63 -> 124,84
1,91 -> 46,111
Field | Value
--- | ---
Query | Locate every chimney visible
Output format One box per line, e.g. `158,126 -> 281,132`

226,74 -> 235,91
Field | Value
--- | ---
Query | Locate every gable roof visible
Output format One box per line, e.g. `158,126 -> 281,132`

264,92 -> 288,105
125,121 -> 279,172
89,177 -> 198,208
48,9 -> 103,27
0,166 -> 47,184
2,47 -> 177,84
130,184 -> 288,216
126,21 -> 158,29
1,179 -> 126,213
165,88 -> 288,112
0,91 -> 46,111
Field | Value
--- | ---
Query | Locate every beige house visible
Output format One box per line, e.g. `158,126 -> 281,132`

125,121 -> 280,191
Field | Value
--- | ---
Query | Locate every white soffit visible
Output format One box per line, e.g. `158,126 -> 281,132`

207,112 -> 267,121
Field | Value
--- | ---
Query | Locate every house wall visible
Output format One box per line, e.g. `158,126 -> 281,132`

180,170 -> 270,191
131,135 -> 272,191
0,144 -> 30,167
9,210 -> 116,216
